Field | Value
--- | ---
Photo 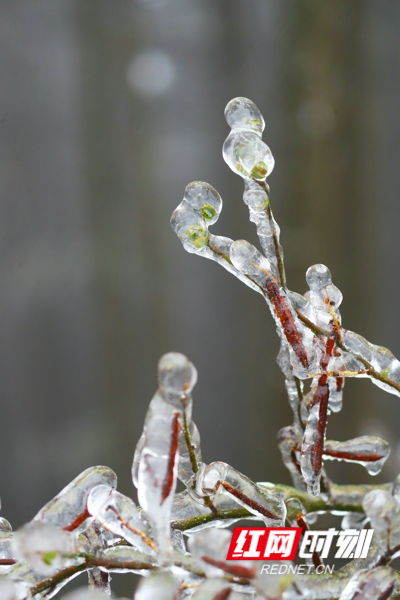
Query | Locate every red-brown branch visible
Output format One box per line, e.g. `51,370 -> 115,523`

265,279 -> 309,368
220,480 -> 280,521
161,412 -> 180,504
322,449 -> 383,462
63,507 -> 91,532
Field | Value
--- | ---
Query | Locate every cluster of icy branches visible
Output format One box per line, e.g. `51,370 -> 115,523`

1,98 -> 400,599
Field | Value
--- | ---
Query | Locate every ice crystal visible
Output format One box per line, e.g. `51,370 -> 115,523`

1,97 -> 400,599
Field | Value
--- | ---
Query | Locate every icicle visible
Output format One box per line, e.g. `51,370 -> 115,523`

322,436 -> 390,475
300,378 -> 329,496
338,567 -> 397,600
33,466 -> 117,532
223,97 -> 274,181
133,353 -> 198,565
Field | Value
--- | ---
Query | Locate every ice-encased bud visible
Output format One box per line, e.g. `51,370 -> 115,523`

11,523 -> 76,575
183,181 -> 222,225
223,130 -> 275,181
134,571 -> 178,600
224,97 -> 265,135
306,264 -> 332,291
87,484 -> 113,516
338,566 -> 396,600
230,239 -> 272,283
170,205 -> 209,253
158,352 -> 197,394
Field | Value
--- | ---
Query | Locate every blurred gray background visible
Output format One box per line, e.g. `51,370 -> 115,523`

1,0 -> 400,595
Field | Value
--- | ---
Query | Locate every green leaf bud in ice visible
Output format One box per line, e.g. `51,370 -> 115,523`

170,204 -> 209,253
183,181 -> 222,225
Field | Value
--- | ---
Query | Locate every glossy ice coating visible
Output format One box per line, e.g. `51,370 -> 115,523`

87,484 -> 113,516
170,205 -> 209,253
158,352 -> 198,394
11,523 -> 76,575
306,264 -> 332,290
223,129 -> 275,181
224,97 -> 265,135
183,181 -> 222,225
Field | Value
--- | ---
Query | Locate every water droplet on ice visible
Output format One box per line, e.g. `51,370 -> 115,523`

306,264 -> 332,291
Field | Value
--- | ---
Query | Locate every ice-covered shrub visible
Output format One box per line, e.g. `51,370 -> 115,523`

1,98 -> 400,599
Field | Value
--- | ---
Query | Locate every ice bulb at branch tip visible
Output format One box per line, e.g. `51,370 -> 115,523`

183,181 -> 222,225
306,264 -> 332,291
224,97 -> 265,135
223,129 -> 275,181
158,352 -> 198,394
